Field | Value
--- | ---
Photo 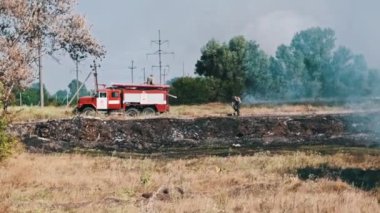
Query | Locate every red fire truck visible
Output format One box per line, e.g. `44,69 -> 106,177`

76,83 -> 172,116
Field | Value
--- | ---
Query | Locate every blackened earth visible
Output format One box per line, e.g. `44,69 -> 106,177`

9,112 -> 380,153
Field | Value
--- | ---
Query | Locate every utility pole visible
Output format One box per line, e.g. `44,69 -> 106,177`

128,60 -> 137,83
151,64 -> 169,83
90,60 -> 100,93
147,30 -> 174,84
182,62 -> 185,77
162,66 -> 170,83
35,1 -> 44,108
38,42 -> 44,107
19,93 -> 22,106
67,71 -> 93,107
75,60 -> 79,101
142,67 -> 146,83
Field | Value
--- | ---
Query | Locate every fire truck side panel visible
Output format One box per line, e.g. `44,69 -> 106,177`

107,89 -> 122,110
123,93 -> 141,103
144,94 -> 166,104
124,93 -> 166,105
122,89 -> 168,112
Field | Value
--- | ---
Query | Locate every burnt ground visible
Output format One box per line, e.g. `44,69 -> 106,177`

8,112 -> 380,154
297,166 -> 380,190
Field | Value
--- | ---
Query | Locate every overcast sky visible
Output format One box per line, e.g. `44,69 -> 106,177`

43,0 -> 380,93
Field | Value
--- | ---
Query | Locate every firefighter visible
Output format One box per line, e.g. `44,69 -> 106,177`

232,96 -> 241,116
147,74 -> 154,85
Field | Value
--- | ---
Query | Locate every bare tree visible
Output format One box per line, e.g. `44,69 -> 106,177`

0,0 -> 105,110
0,1 -> 35,113
56,14 -> 105,100
0,39 -> 34,113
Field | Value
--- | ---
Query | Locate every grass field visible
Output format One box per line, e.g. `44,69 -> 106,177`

0,151 -> 379,212
8,103 -> 353,122
3,104 -> 379,212
8,106 -> 74,122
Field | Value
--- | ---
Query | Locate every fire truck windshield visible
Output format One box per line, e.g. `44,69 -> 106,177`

98,92 -> 106,98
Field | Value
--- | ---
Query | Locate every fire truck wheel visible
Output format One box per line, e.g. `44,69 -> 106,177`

82,107 -> 96,116
126,108 -> 140,117
142,107 -> 156,115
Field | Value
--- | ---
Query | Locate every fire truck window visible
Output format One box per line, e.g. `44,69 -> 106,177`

111,92 -> 119,98
99,92 -> 106,98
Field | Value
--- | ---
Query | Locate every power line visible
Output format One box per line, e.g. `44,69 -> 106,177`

151,64 -> 169,83
142,67 -> 146,83
162,65 -> 170,83
182,61 -> 185,77
147,30 -> 174,84
90,60 -> 100,93
38,42 -> 44,107
75,61 -> 80,101
128,60 -> 137,83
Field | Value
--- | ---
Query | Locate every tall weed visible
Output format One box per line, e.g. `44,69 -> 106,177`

0,117 -> 17,160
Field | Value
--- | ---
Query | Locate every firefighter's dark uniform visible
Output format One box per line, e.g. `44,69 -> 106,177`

147,75 -> 154,85
232,96 -> 241,116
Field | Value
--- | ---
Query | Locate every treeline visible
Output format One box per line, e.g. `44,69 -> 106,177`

12,80 -> 91,106
170,27 -> 380,104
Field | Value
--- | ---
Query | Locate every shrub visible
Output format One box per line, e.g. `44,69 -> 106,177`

0,117 -> 17,160
169,77 -> 219,105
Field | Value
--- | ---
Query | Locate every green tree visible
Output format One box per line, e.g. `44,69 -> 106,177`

169,77 -> 218,105
223,36 -> 248,100
195,36 -> 248,101
269,45 -> 306,99
53,89 -> 69,105
193,27 -> 376,102
243,41 -> 271,98
267,56 -> 287,98
13,83 -> 51,106
327,46 -> 369,98
290,27 -> 336,98
323,46 -> 352,97
68,79 -> 90,99
368,69 -> 380,96
341,54 -> 368,97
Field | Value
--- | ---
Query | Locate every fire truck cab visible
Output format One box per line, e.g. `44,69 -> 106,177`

77,84 -> 171,116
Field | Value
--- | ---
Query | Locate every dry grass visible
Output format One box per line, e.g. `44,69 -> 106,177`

8,103 -> 354,122
169,103 -> 350,118
8,106 -> 74,122
0,152 -> 379,212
